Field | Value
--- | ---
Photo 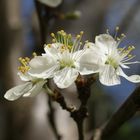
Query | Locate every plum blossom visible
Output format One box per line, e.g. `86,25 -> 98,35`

28,30 -> 99,88
85,33 -> 140,86
4,57 -> 47,101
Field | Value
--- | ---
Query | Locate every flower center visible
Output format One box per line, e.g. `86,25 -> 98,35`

59,59 -> 75,69
105,57 -> 119,69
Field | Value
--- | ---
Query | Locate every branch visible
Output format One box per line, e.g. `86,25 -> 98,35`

35,0 -> 47,45
51,76 -> 96,140
118,0 -> 140,33
92,85 -> 140,140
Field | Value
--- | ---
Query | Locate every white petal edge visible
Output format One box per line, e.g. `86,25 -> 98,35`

43,43 -> 62,59
18,72 -> 33,81
95,34 -> 117,54
99,65 -> 121,86
37,0 -> 62,7
29,55 -> 59,79
23,80 -> 47,97
117,67 -> 140,83
4,82 -> 33,101
29,56 -> 49,69
54,67 -> 79,88
29,64 -> 59,79
77,49 -> 101,75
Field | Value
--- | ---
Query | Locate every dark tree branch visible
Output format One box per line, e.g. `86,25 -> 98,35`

117,0 -> 140,34
51,76 -> 96,140
92,85 -> 140,140
35,0 -> 47,45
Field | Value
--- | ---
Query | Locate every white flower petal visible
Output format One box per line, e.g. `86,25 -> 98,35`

73,50 -> 85,60
117,67 -> 140,83
37,0 -> 62,7
29,56 -> 58,78
23,80 -> 47,97
43,43 -> 62,59
4,82 -> 33,101
77,49 -> 101,75
54,67 -> 79,88
99,65 -> 120,86
95,34 -> 117,54
17,72 -> 34,81
29,56 -> 50,68
29,64 -> 59,79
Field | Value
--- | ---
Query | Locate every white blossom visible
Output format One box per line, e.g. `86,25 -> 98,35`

4,57 -> 47,101
86,33 -> 140,86
29,31 -> 99,88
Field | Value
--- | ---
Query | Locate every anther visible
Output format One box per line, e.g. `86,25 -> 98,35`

18,57 -> 22,61
121,33 -> 126,38
76,35 -> 81,39
116,26 -> 119,31
32,52 -> 37,57
80,31 -> 84,35
51,33 -> 55,37
117,37 -> 120,41
48,44 -> 52,48
25,57 -> 30,62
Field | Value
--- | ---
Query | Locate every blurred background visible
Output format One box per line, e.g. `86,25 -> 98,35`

0,0 -> 140,140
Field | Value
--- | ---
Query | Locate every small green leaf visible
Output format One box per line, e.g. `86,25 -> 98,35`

37,0 -> 62,7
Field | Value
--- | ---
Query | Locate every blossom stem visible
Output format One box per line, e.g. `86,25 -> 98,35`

48,75 -> 96,140
75,76 -> 96,140
50,89 -> 86,140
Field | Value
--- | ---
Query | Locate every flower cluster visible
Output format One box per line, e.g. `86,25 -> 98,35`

4,30 -> 140,101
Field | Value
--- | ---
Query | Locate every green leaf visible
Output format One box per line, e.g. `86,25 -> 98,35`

37,0 -> 62,7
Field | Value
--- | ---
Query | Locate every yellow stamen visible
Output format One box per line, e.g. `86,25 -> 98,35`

76,35 -> 81,39
18,57 -> 30,74
51,33 -> 55,37
32,52 -> 37,57
48,44 -> 52,48
116,26 -> 119,31
80,31 -> 84,35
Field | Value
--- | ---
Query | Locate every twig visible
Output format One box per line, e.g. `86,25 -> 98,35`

118,0 -> 140,34
75,76 -> 96,140
92,85 -> 140,140
51,76 -> 96,140
34,0 -> 47,44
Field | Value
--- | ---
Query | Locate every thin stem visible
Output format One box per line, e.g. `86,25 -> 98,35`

71,108 -> 86,140
51,90 -> 86,140
77,120 -> 84,140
